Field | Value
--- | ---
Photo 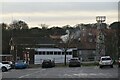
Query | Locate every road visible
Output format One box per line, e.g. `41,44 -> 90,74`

2,65 -> 118,78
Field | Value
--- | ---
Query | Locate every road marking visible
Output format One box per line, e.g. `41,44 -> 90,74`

42,69 -> 46,70
64,74 -> 72,76
19,69 -> 46,78
64,73 -> 109,77
18,71 -> 40,78
94,66 -> 99,69
73,73 -> 88,77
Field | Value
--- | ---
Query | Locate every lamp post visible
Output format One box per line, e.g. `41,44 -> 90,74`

96,16 -> 106,60
9,37 -> 16,61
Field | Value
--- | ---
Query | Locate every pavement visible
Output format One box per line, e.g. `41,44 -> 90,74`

1,65 -> 119,79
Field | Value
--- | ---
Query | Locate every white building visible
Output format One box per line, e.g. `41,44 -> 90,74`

34,48 -> 76,64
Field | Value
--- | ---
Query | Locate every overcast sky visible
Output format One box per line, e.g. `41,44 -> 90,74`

0,1 -> 118,28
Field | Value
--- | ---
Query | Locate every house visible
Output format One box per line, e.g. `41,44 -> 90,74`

9,36 -> 58,64
9,28 -> 114,64
34,48 -> 77,64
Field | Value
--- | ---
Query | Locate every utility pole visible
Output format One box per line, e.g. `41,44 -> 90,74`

96,16 -> 106,60
9,37 -> 15,61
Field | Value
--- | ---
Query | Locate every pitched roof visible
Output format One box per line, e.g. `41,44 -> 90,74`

12,37 -> 56,45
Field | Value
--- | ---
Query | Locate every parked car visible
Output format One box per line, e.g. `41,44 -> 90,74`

118,58 -> 120,68
99,56 -> 113,68
2,61 -> 15,69
42,59 -> 55,68
15,60 -> 28,69
69,58 -> 81,67
0,62 -> 11,72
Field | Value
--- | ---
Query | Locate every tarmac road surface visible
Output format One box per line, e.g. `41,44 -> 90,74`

2,65 -> 118,78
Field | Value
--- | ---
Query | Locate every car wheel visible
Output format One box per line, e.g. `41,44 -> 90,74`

79,65 -> 81,67
110,65 -> 113,68
42,66 -> 44,68
118,65 -> 120,68
2,67 -> 7,72
99,66 -> 103,68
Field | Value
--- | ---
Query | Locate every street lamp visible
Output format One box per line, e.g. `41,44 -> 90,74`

96,16 -> 106,23
96,16 -> 106,29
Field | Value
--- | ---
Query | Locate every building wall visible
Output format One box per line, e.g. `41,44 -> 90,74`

33,49 -> 97,64
78,49 -> 96,61
34,55 -> 72,64
34,48 -> 73,64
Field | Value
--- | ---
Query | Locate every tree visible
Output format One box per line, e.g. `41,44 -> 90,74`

0,23 -> 8,30
60,29 -> 81,65
109,21 -> 120,59
109,22 -> 120,29
39,24 -> 49,30
49,27 -> 65,35
1,23 -> 11,54
62,25 -> 74,30
9,20 -> 29,30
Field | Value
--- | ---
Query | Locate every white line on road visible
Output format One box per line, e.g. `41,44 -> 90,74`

42,69 -> 46,70
18,71 -> 41,78
19,69 -> 46,78
94,66 -> 99,69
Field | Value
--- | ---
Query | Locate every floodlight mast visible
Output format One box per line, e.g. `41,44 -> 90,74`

96,16 -> 106,60
96,16 -> 106,29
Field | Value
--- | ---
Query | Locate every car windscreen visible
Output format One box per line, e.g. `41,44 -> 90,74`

16,60 -> 25,63
2,62 -> 9,64
43,60 -> 51,62
102,58 -> 111,60
70,59 -> 79,61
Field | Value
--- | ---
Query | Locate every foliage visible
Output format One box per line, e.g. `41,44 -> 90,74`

0,23 -> 8,30
9,20 -> 29,30
109,22 -> 120,29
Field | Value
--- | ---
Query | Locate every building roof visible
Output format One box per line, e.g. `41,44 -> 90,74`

34,48 -> 73,52
12,37 -> 56,45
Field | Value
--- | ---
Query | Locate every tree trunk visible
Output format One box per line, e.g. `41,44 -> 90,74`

64,49 -> 67,66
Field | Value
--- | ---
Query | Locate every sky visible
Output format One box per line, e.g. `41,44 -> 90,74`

0,1 -> 119,28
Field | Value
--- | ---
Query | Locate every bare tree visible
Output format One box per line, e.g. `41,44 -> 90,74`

60,29 -> 81,65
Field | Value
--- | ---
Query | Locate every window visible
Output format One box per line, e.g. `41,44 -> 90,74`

43,52 -> 45,55
58,52 -> 61,55
102,58 -> 111,60
69,52 -> 72,55
66,52 -> 69,55
39,52 -> 42,55
35,52 -> 38,54
47,52 -> 50,55
54,52 -> 57,55
50,52 -> 53,55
